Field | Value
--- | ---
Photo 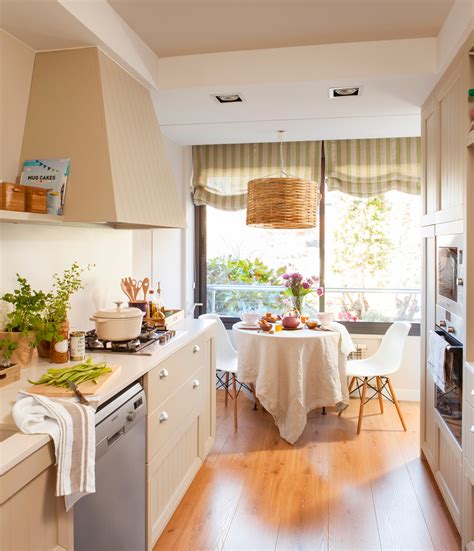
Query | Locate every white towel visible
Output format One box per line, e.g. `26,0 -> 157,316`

12,392 -> 96,511
328,322 -> 356,356
428,330 -> 448,391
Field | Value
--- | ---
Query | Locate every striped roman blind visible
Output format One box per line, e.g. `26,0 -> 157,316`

192,141 -> 322,211
325,137 -> 421,197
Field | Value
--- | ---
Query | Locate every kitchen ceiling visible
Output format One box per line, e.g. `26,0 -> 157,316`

107,0 -> 454,57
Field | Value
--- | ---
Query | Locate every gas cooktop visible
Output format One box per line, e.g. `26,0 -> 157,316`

85,325 -> 186,356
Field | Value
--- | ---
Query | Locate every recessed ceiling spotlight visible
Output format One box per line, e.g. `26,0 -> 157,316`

213,93 -> 244,104
329,87 -> 360,98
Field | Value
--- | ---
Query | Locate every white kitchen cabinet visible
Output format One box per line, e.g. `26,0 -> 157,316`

420,231 -> 437,469
421,32 -> 474,543
0,442 -> 73,551
145,332 -> 215,549
421,35 -> 471,227
421,101 -> 439,217
433,413 -> 463,530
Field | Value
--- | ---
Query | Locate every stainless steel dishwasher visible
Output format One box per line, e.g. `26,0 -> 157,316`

74,381 -> 147,551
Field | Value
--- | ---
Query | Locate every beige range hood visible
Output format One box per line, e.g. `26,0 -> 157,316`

19,47 -> 185,229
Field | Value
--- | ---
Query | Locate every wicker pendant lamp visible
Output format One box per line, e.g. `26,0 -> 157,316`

246,132 -> 319,229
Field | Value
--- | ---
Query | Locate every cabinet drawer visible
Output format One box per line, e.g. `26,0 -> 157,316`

147,366 -> 205,461
147,336 -> 205,412
465,364 -> 474,409
465,402 -> 474,469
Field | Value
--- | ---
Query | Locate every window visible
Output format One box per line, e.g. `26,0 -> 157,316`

194,138 -> 421,333
325,189 -> 421,323
206,206 -> 321,316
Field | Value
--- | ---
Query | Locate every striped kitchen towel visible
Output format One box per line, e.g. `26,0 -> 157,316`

12,392 -> 96,510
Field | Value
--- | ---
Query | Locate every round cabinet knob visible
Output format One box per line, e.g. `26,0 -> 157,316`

447,326 -> 455,334
159,368 -> 169,379
159,411 -> 169,423
471,426 -> 474,433
193,379 -> 200,389
456,277 -> 464,286
439,320 -> 447,328
192,345 -> 200,354
127,411 -> 136,422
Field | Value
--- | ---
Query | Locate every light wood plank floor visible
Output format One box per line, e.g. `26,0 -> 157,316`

154,392 -> 460,551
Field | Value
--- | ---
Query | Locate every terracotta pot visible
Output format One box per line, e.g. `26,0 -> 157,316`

0,331 -> 35,367
37,340 -> 51,359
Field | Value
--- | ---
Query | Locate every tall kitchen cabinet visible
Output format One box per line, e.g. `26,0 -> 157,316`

420,32 -> 474,548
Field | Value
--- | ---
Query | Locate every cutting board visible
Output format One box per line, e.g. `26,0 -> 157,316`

26,364 -> 121,397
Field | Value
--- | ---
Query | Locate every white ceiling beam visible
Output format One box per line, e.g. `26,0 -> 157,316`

157,38 -> 437,90
58,0 -> 160,89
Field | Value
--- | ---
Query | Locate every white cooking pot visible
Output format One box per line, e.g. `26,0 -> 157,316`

90,301 -> 144,341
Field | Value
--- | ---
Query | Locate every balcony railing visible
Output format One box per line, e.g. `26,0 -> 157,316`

206,283 -> 421,322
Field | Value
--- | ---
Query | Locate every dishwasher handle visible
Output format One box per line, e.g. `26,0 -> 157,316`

107,426 -> 125,447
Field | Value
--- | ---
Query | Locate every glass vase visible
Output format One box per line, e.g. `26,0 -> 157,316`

290,295 -> 305,317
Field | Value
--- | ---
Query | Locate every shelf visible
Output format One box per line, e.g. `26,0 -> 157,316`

0,210 -> 106,228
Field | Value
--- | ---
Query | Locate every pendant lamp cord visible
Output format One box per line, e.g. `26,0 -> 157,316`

278,130 -> 289,178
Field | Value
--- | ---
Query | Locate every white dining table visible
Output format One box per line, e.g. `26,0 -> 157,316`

233,322 -> 355,444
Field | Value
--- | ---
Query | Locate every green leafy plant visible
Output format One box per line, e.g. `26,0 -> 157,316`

36,262 -> 93,344
207,256 -> 287,315
0,338 -> 18,368
1,276 -> 49,337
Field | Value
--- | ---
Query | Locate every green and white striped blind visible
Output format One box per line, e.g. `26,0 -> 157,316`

192,141 -> 322,211
325,137 -> 421,197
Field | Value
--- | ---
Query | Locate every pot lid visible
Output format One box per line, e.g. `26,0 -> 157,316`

94,301 -> 144,319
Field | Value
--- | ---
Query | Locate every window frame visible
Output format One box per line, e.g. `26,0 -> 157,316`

194,145 -> 421,337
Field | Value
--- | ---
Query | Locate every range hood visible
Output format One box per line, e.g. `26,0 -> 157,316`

19,47 -> 185,229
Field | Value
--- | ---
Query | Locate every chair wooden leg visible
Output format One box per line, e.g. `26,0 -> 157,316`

357,378 -> 368,434
232,373 -> 238,430
386,377 -> 407,431
376,376 -> 384,414
224,371 -> 229,407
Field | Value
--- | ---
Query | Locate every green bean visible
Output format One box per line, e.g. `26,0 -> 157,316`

28,361 -> 112,389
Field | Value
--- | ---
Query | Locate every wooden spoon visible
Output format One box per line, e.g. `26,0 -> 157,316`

141,278 -> 150,302
121,278 -> 133,302
127,277 -> 138,301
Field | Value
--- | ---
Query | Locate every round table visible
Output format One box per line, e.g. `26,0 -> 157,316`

233,323 -> 353,444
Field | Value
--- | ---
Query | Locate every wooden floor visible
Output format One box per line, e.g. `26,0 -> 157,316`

154,392 -> 460,551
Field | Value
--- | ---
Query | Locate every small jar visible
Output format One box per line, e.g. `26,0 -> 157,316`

50,320 -> 69,364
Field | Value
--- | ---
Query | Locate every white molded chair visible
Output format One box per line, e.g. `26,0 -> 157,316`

199,313 -> 239,429
339,321 -> 411,434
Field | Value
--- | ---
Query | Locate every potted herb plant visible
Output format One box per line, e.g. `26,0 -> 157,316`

0,337 -> 20,387
36,262 -> 92,362
0,338 -> 18,368
0,276 -> 49,366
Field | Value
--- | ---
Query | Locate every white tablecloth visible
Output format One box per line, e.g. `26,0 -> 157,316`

233,322 -> 355,444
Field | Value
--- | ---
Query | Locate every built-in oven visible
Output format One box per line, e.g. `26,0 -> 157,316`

433,309 -> 463,446
437,234 -> 464,319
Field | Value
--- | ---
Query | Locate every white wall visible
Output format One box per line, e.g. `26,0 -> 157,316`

0,223 -> 133,331
132,137 -> 194,313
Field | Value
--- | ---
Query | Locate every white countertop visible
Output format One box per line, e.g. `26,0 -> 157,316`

0,317 -> 216,475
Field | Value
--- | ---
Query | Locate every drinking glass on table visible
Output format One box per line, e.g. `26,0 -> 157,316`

275,321 -> 283,332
